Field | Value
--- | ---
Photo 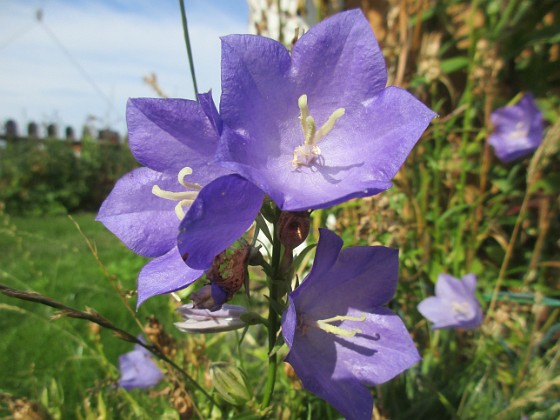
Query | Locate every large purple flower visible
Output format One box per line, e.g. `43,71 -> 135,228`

118,342 -> 164,390
281,229 -> 420,419
488,93 -> 543,163
97,92 -> 262,306
178,10 -> 435,269
417,273 -> 483,330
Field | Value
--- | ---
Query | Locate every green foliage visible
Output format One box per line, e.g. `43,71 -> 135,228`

0,138 -> 137,215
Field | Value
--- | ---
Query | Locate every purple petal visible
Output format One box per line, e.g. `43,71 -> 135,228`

177,175 -> 264,270
118,347 -> 164,390
219,86 -> 434,211
489,93 -> 543,163
127,98 -> 227,183
285,322 -> 374,419
291,9 -> 387,107
282,297 -> 298,349
417,297 -> 457,329
435,273 -> 469,301
137,246 -> 204,308
198,90 -> 223,135
334,307 -> 420,386
220,34 -> 293,147
291,229 -> 343,302
462,273 -> 477,294
295,241 -> 399,319
96,167 -> 180,258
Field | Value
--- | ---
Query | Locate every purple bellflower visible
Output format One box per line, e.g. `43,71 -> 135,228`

417,273 -> 483,330
96,92 -> 261,306
281,229 -> 420,419
118,342 -> 164,390
488,93 -> 544,163
178,10 -> 436,271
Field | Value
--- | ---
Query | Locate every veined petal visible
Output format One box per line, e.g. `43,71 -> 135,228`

96,167 -> 180,258
137,246 -> 204,308
127,97 -> 227,182
285,325 -> 374,420
175,303 -> 247,333
177,175 -> 264,270
291,9 -> 387,109
334,308 -> 420,386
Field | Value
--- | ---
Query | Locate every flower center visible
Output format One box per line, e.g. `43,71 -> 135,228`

291,94 -> 345,169
151,166 -> 202,220
451,301 -> 473,321
510,121 -> 528,140
314,312 -> 367,337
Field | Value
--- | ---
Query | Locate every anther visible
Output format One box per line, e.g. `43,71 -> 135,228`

151,166 -> 202,220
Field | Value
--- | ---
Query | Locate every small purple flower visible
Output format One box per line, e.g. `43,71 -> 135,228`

118,343 -> 164,390
96,92 -> 262,306
281,229 -> 420,419
489,93 -> 544,163
178,10 -> 435,269
417,273 -> 483,330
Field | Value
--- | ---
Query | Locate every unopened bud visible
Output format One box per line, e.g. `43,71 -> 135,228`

277,211 -> 310,250
210,363 -> 252,405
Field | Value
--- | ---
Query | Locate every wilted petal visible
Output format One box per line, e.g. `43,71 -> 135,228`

177,175 -> 264,270
175,303 -> 247,333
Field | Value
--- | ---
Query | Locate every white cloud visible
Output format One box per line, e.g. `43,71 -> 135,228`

0,0 -> 248,134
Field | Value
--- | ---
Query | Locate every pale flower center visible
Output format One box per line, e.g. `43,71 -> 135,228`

291,94 -> 345,169
510,121 -> 529,140
451,301 -> 473,321
151,166 -> 202,220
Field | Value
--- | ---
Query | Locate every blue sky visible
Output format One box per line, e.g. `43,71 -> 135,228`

0,0 -> 248,135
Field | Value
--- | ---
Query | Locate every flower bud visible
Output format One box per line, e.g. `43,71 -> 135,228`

210,363 -> 252,406
277,211 -> 310,250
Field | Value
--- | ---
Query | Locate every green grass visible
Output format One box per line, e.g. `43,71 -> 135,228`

0,213 -> 179,418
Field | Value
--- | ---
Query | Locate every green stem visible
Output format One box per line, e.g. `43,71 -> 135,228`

178,0 -> 199,98
261,223 -> 283,407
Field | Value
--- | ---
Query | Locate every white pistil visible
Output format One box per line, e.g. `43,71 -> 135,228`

315,312 -> 367,338
151,166 -> 202,220
292,94 -> 345,169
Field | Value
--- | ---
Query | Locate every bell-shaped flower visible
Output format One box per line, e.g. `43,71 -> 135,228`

281,229 -> 420,419
417,273 -> 483,330
175,303 -> 247,333
488,93 -> 543,162
97,92 -> 262,306
178,10 -> 435,270
118,342 -> 164,390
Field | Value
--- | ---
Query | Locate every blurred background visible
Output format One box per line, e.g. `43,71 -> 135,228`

1,0 -> 559,419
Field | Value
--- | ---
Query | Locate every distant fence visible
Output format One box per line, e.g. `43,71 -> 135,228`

0,119 -> 137,215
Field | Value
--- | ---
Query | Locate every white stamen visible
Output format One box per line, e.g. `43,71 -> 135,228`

292,94 -> 345,169
315,312 -> 367,337
152,166 -> 202,220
